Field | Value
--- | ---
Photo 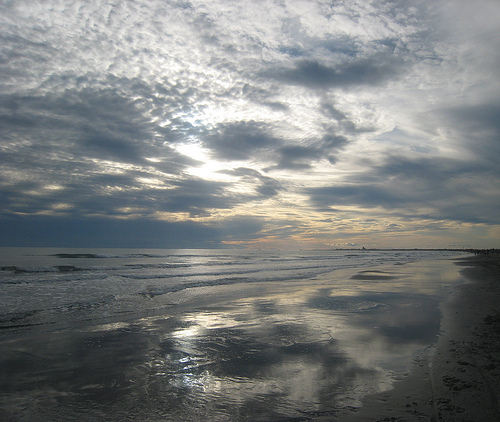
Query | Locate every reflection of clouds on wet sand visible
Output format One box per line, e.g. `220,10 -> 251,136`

155,313 -> 383,418
0,260 -> 462,420
141,263 -> 455,419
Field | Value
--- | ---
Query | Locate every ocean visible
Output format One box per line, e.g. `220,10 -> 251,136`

0,248 -> 468,421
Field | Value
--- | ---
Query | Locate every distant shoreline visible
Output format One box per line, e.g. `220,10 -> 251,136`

1,246 -> 497,253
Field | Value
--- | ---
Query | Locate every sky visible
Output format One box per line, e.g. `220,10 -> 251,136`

1,0 -> 500,249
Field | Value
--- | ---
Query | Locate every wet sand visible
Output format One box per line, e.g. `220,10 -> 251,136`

335,255 -> 500,421
1,254 -> 498,421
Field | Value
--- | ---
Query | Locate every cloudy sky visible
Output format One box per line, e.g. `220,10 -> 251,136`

1,0 -> 499,249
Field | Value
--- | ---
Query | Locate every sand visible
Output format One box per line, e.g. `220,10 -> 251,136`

333,255 -> 500,421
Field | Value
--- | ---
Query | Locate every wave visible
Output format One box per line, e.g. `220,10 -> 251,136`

0,249 -> 467,331
119,262 -> 340,281
0,299 -> 117,331
1,265 -> 93,274
51,253 -> 103,259
50,252 -> 234,259
0,256 -> 340,276
124,263 -> 191,270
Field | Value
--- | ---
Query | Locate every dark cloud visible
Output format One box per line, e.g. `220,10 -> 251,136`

0,215 -> 214,248
92,174 -> 139,188
218,167 -> 284,198
278,46 -> 306,58
447,103 -> 500,134
215,216 -> 266,243
0,214 -> 265,248
306,155 -> 500,224
321,133 -> 350,164
0,83 -> 218,219
269,55 -> 403,89
443,102 -> 500,168
321,103 -> 348,122
264,132 -> 349,171
322,133 -> 349,149
0,33 -> 56,85
31,174 -> 249,219
308,184 -> 399,209
376,156 -> 479,181
318,36 -> 360,57
0,87 -> 197,169
268,145 -> 324,170
0,89 -> 273,219
82,134 -> 143,163
156,178 -> 237,217
203,121 -> 282,161
320,104 -> 373,134
239,84 -> 290,113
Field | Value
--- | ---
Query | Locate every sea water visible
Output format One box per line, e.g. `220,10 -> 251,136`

0,248 -> 468,421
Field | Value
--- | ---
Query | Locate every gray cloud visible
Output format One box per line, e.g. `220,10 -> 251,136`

265,132 -> 349,170
269,55 -> 403,90
156,178 -> 237,217
218,167 -> 284,198
0,214 -> 264,248
82,134 -> 143,164
307,155 -> 500,224
0,86 -> 197,165
239,84 -> 290,113
320,104 -> 373,134
0,170 -> 257,221
443,102 -> 500,168
0,85 -> 261,220
203,121 -> 282,161
270,145 -> 325,170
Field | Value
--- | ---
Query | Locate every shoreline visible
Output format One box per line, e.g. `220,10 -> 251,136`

431,255 -> 500,421
335,255 -> 500,421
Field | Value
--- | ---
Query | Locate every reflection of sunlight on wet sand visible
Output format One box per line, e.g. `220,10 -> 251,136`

135,259 -> 463,418
49,258 -> 460,420
153,303 -> 389,411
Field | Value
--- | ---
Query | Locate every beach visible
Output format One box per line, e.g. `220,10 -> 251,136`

0,250 -> 499,421
336,254 -> 500,421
